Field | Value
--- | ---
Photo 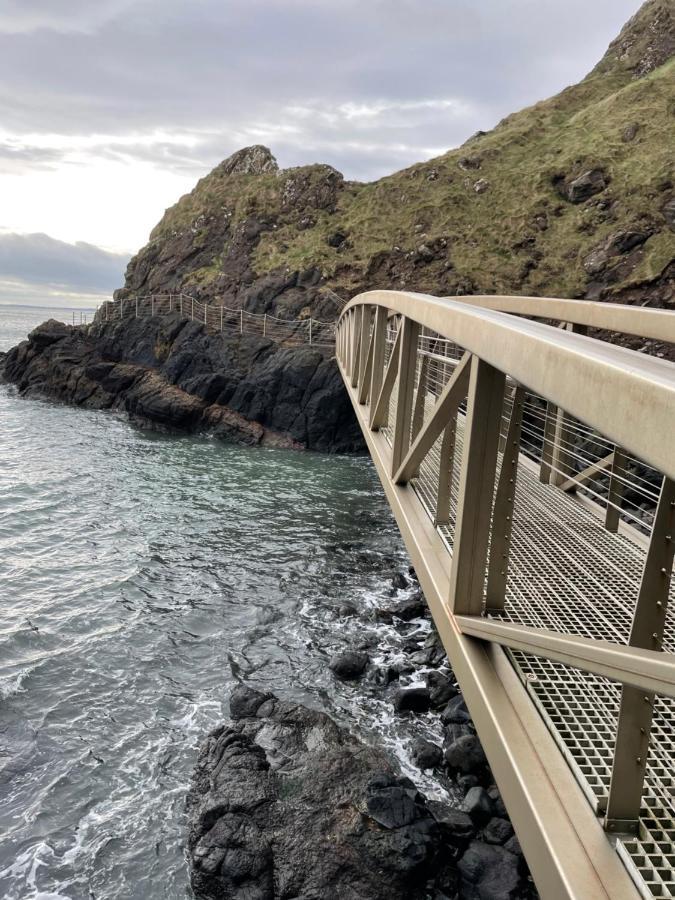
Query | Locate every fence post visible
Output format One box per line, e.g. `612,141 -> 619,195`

205,303 -> 208,326
449,355 -> 506,615
180,295 -> 184,316
309,318 -> 313,345
390,316 -> 420,478
263,314 -> 267,337
135,297 -> 138,318
221,306 -> 224,332
605,476 -> 675,832
486,384 -> 525,612
169,294 -> 172,312
119,299 -> 123,320
151,296 -> 155,316
605,447 -> 628,532
191,298 -> 194,321
240,310 -> 244,334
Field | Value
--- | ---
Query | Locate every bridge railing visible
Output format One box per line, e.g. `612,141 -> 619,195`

97,292 -> 336,348
336,291 -> 675,900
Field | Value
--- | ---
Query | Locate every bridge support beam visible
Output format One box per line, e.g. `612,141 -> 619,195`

605,447 -> 628,533
350,306 -> 363,388
486,384 -> 524,612
605,476 -> 675,833
358,307 -> 375,405
391,317 -> 420,477
337,348 -> 639,900
371,323 -> 402,430
357,305 -> 373,399
369,307 -> 388,427
394,351 -> 470,485
449,356 -> 505,615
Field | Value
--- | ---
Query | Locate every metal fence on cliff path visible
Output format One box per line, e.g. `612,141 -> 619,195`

98,293 -> 337,349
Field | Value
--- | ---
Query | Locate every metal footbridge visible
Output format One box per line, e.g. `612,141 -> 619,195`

335,291 -> 675,900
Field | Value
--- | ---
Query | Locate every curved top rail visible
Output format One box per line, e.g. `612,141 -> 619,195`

341,290 -> 675,480
447,293 -> 675,344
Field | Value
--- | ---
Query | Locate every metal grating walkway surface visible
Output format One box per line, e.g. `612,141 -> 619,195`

338,295 -> 675,899
382,379 -> 675,899
412,420 -> 675,898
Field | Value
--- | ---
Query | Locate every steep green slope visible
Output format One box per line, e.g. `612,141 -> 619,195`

119,0 -> 674,319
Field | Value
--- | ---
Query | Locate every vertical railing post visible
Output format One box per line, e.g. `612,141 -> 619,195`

180,295 -> 184,316
221,306 -> 224,332
357,306 -> 373,397
369,307 -> 388,428
434,421 -> 456,527
390,317 -> 420,478
412,354 -> 430,438
486,384 -> 525,612
539,402 -> 557,483
605,447 -> 628,533
120,299 -> 123,320
449,355 -> 506,615
205,303 -> 208,326
550,407 -> 576,487
151,295 -> 155,317
169,293 -> 173,312
605,476 -> 675,832
309,318 -> 313,346
191,298 -> 194,320
263,314 -> 267,337
135,297 -> 138,318
349,306 -> 363,388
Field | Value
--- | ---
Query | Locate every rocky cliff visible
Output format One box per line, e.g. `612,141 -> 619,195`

3,0 -> 673,445
1,315 -> 363,452
116,0 -> 674,323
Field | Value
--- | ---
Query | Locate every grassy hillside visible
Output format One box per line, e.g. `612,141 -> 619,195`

119,0 -> 674,318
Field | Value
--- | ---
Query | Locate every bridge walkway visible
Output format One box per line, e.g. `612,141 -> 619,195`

336,292 -> 675,900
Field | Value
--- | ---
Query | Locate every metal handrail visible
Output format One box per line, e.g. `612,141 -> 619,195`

97,292 -> 336,347
343,290 -> 675,481
451,293 -> 675,344
335,291 -> 675,900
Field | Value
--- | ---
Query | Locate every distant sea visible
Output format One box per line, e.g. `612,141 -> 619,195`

0,304 -> 96,352
0,305 -> 442,899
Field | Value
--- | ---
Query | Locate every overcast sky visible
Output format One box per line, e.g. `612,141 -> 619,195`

0,0 -> 643,308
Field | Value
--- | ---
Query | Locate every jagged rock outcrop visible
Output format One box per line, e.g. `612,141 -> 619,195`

1,316 -> 364,453
186,686 -> 531,900
109,0 -> 673,349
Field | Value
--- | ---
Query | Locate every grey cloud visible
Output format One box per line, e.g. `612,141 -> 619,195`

0,232 -> 129,295
0,0 -> 643,181
0,141 -> 65,173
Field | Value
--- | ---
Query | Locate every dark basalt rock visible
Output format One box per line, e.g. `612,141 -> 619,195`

458,841 -> 522,900
445,734 -> 488,775
394,686 -> 432,714
187,689 -> 458,899
1,313 -> 365,454
463,787 -> 494,824
484,817 -> 515,846
556,168 -> 608,203
441,695 -> 472,724
329,649 -> 369,680
229,684 -> 274,720
411,737 -> 443,770
427,670 -> 458,709
375,592 -> 427,623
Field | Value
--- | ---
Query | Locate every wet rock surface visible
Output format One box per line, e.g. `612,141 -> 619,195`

188,568 -> 538,899
187,682 -> 535,900
1,313 -> 364,453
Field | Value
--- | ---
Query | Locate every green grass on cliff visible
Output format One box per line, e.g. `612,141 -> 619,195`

134,0 -> 675,304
